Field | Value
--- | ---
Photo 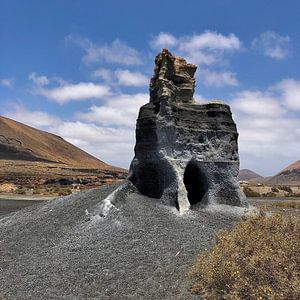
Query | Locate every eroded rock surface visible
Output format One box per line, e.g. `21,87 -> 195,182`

129,49 -> 247,211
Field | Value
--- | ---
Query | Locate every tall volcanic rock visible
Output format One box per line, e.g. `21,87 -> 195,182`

129,49 -> 247,211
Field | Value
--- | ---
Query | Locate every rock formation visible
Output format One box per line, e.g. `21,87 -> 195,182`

129,49 -> 247,211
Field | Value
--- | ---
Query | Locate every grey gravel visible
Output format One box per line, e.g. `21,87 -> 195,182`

0,182 -> 245,300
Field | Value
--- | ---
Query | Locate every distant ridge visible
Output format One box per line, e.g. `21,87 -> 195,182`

0,115 -> 122,171
267,160 -> 300,185
238,169 -> 262,181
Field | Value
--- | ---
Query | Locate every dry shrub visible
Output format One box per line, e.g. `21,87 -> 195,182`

278,186 -> 293,193
58,188 -> 72,196
243,186 -> 260,197
190,214 -> 300,299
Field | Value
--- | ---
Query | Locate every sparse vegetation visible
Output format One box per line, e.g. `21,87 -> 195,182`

262,192 -> 276,197
16,188 -> 26,195
32,188 -> 41,194
190,214 -> 300,299
278,186 -> 293,193
271,187 -> 279,193
243,186 -> 260,197
271,201 -> 300,209
58,188 -> 72,196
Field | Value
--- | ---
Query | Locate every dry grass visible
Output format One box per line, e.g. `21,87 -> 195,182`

271,201 -> 300,209
190,214 -> 300,299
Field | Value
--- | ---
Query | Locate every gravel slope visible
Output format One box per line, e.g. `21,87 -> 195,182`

0,182 -> 245,299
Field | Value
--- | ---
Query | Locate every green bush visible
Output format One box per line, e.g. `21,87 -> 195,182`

271,187 -> 279,193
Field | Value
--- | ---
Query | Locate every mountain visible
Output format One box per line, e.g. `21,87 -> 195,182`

238,169 -> 263,181
267,160 -> 300,185
0,115 -> 118,170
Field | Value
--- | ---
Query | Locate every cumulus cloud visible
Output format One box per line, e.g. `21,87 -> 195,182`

115,70 -> 148,86
230,80 -> 300,175
150,31 -> 241,87
35,82 -> 111,104
77,93 -> 148,127
66,35 -> 143,66
29,72 -> 50,86
92,68 -> 114,82
5,105 -> 60,129
57,122 -> 134,168
273,79 -> 300,111
150,32 -> 178,49
252,31 -> 291,60
93,69 -> 148,87
231,90 -> 284,117
151,31 -> 242,66
0,78 -> 14,87
199,69 -> 238,87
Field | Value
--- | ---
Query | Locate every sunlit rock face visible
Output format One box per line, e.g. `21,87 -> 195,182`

129,49 -> 247,211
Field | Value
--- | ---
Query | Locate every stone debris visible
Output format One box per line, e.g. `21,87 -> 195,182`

129,49 -> 247,211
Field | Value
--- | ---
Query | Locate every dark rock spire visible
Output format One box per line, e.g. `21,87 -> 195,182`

129,49 -> 247,211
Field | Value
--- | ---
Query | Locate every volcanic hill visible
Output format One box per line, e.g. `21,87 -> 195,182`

0,116 -> 127,193
0,115 -> 115,168
267,160 -> 300,185
239,169 -> 263,181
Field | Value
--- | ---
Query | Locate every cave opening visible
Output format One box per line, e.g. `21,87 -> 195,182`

183,161 -> 208,205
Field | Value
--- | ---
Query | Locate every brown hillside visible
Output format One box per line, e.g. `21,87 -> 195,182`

238,169 -> 262,181
267,160 -> 300,185
0,115 -> 121,171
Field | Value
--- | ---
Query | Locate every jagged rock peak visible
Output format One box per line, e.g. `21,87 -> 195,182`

150,48 -> 197,104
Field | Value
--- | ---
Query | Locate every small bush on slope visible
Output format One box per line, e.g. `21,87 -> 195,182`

190,214 -> 300,299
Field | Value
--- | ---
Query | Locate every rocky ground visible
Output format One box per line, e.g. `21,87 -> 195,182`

0,182 -> 248,300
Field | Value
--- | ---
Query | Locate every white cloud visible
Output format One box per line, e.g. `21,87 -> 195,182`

115,70 -> 148,86
252,31 -> 291,60
93,68 -> 148,87
0,78 -> 14,87
194,94 -> 209,104
54,121 -> 134,168
231,90 -> 284,117
77,93 -> 148,127
150,32 -> 178,49
150,31 -> 241,87
58,92 -> 148,167
5,105 -> 60,129
179,31 -> 241,52
199,69 -> 238,87
92,68 -> 114,82
4,100 -> 140,168
151,31 -> 242,66
36,82 -> 111,104
230,81 -> 300,175
273,79 -> 300,111
29,72 -> 50,86
66,35 -> 143,66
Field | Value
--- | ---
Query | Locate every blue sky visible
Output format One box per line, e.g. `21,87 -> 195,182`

1,0 -> 300,175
